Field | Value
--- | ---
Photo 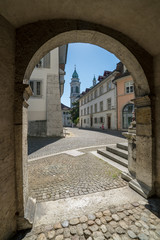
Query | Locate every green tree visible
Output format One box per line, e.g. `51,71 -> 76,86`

70,101 -> 79,125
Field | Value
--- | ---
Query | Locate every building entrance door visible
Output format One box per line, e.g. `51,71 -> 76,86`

107,116 -> 111,129
90,117 -> 93,127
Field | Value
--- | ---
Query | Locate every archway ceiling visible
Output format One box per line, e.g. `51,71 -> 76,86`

0,0 -> 160,56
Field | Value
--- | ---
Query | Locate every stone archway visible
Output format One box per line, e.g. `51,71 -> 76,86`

15,20 -> 153,230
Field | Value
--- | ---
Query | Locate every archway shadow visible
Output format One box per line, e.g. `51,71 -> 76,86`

28,136 -> 61,155
145,197 -> 160,218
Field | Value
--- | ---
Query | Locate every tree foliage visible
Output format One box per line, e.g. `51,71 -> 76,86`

70,101 -> 79,124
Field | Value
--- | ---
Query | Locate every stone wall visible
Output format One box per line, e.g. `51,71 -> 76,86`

28,120 -> 47,137
154,54 -> 160,196
0,15 -> 17,240
46,74 -> 63,137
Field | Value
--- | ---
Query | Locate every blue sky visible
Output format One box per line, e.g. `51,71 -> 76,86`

61,43 -> 119,107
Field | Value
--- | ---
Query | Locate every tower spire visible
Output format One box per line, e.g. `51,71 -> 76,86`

72,65 -> 79,79
93,75 -> 96,86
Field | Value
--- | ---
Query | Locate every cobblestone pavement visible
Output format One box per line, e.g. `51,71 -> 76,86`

23,200 -> 160,240
28,128 -> 126,159
28,151 -> 127,202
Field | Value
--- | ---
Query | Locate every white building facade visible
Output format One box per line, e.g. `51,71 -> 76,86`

28,45 -> 68,137
61,103 -> 72,127
79,70 -> 118,130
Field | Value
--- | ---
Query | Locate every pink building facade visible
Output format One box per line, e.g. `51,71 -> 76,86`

114,74 -> 135,130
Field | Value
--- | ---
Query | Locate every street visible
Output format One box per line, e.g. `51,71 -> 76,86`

28,127 -> 126,159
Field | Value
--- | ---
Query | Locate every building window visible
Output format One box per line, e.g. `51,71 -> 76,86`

87,107 -> 89,115
125,81 -> 134,94
100,117 -> 104,123
84,119 -> 86,124
71,87 -> 73,93
81,109 -> 83,116
94,103 -> 97,113
122,104 -> 134,129
91,105 -> 93,114
100,101 -> 103,112
36,52 -> 50,68
94,90 -> 97,98
107,98 -> 111,110
76,86 -> 79,93
94,118 -> 97,123
87,95 -> 89,102
30,80 -> 42,97
100,86 -> 103,95
84,98 -> 86,104
107,80 -> 112,91
84,108 -> 86,115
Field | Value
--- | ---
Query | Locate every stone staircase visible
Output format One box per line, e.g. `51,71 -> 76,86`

97,142 -> 128,168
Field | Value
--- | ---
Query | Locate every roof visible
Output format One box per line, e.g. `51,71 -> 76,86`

79,70 -> 118,99
113,71 -> 130,82
61,103 -> 71,110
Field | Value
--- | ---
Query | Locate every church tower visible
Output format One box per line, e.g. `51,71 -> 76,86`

70,66 -> 81,107
93,75 -> 96,86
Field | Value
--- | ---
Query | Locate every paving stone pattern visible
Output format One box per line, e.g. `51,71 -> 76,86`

28,128 -> 126,159
23,201 -> 160,240
28,152 -> 127,202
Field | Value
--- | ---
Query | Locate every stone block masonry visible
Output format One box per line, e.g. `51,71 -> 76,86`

0,15 -> 17,240
28,120 -> 47,137
46,74 -> 63,137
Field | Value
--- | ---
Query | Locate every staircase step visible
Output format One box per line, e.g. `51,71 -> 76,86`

106,145 -> 128,159
117,142 -> 128,151
97,149 -> 128,167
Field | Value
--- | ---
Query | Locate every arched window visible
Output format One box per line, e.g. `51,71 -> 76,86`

71,87 -> 73,93
122,104 -> 134,129
76,86 -> 79,93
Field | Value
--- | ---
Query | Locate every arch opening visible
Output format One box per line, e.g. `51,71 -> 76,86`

15,22 -> 154,231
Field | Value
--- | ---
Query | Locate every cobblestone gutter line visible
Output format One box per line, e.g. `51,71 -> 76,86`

23,201 -> 160,240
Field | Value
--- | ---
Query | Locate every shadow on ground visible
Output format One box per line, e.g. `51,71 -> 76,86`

79,127 -> 126,138
28,136 -> 61,155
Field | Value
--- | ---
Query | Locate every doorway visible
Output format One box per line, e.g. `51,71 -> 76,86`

107,115 -> 111,129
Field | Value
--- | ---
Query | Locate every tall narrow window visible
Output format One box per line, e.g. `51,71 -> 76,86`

125,81 -> 134,93
30,80 -> 42,97
36,81 -> 41,95
94,103 -> 97,113
107,80 -> 112,91
100,86 -> 103,95
100,101 -> 103,111
91,105 -> 93,114
76,86 -> 79,93
107,98 -> 111,110
123,104 -> 134,129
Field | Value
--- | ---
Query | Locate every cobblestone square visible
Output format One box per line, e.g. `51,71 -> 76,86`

28,151 -> 127,202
